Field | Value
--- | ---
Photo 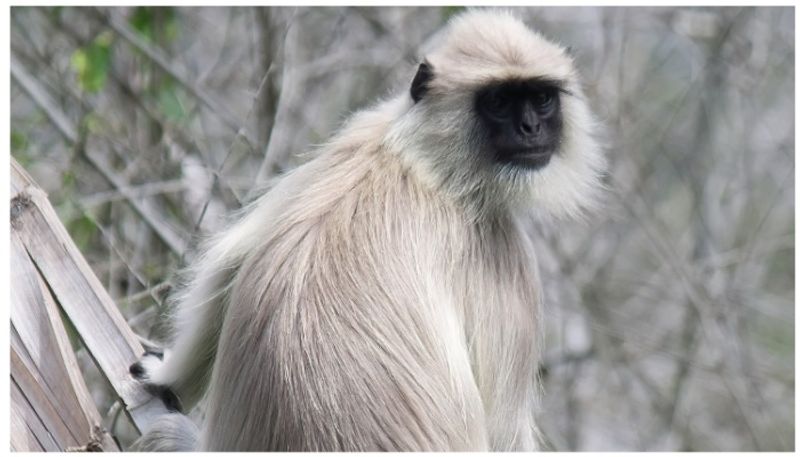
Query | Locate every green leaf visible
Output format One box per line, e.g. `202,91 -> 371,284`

62,170 -> 75,189
11,130 -> 28,153
129,7 -> 155,41
67,213 -> 97,251
70,31 -> 114,93
129,7 -> 178,43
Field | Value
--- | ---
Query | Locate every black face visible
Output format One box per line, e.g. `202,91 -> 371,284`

475,79 -> 564,170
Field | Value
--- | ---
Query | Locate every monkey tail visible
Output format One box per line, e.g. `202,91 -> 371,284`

132,413 -> 199,452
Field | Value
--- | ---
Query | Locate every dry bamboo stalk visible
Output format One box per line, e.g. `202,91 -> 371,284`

10,158 -> 171,449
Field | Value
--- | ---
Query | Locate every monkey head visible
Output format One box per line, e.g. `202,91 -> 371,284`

386,9 -> 606,220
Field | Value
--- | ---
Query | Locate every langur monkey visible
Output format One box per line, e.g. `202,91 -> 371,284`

131,9 -> 605,452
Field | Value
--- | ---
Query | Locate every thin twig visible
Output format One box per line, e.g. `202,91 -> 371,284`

79,179 -> 186,208
11,53 -> 188,255
96,8 -> 248,141
10,54 -> 78,142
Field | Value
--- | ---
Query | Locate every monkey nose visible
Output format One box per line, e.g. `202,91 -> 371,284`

519,121 -> 533,135
517,109 -> 540,138
518,118 -> 540,138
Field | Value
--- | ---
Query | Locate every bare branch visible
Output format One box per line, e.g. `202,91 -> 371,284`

11,53 -> 188,255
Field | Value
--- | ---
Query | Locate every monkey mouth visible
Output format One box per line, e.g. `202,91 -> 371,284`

500,148 -> 554,169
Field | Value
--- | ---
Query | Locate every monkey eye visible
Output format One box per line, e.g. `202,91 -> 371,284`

485,91 -> 512,117
533,90 -> 556,112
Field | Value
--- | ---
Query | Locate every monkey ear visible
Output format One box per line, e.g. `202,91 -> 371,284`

410,61 -> 433,103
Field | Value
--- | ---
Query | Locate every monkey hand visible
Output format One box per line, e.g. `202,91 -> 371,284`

130,349 -> 184,413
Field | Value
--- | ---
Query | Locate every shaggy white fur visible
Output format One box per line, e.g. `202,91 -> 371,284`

135,9 -> 604,451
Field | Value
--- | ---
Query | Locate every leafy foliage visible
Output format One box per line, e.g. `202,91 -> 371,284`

129,7 -> 178,43
70,31 -> 114,93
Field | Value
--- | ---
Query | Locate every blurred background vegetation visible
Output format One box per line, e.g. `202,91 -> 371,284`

10,6 -> 794,451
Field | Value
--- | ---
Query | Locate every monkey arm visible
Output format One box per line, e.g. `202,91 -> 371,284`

130,265 -> 234,412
